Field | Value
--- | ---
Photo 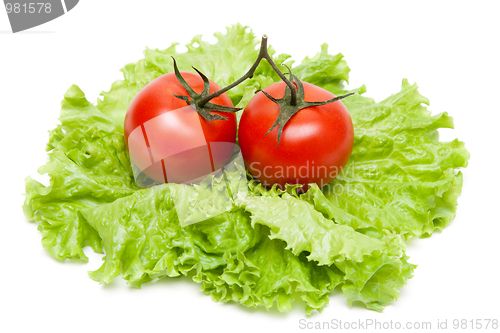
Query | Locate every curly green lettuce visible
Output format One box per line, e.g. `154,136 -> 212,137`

301,80 -> 469,239
23,24 -> 469,314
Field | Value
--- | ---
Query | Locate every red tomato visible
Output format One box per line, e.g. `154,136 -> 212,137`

124,71 -> 237,184
238,81 -> 354,189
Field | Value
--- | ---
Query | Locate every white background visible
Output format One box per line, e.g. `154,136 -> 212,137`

1,1 -> 499,332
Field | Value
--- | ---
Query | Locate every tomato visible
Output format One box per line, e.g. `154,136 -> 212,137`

124,71 -> 237,184
238,81 -> 354,189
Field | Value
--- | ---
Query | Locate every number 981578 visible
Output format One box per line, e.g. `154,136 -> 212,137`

5,2 -> 52,14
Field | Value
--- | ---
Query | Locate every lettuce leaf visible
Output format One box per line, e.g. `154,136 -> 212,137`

198,227 -> 344,315
243,194 -> 415,311
80,186 -> 342,314
23,24 -> 468,314
80,186 -> 258,286
293,43 -> 351,94
23,85 -> 138,260
301,80 -> 469,239
244,194 -> 388,265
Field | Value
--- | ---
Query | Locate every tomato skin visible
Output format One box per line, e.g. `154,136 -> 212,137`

238,81 -> 354,189
124,71 -> 237,184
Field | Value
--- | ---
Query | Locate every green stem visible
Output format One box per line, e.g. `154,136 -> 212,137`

197,35 -> 297,107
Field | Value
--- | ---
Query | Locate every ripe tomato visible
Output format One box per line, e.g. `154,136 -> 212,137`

238,81 -> 354,189
124,71 -> 237,184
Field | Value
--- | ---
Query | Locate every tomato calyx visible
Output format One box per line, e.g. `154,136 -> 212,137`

171,57 -> 242,121
258,67 -> 354,145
